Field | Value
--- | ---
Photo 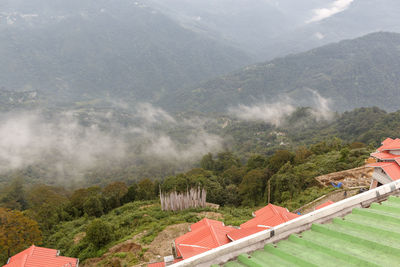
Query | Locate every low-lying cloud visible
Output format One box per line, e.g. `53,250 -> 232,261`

228,90 -> 333,125
308,0 -> 354,23
0,104 -> 223,180
0,111 -> 126,176
228,101 -> 295,126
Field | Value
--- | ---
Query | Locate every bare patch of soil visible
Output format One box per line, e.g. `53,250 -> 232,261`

73,232 -> 86,244
144,223 -> 190,262
82,239 -> 143,267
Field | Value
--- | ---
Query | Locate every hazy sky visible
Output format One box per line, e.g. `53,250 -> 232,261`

308,0 -> 354,23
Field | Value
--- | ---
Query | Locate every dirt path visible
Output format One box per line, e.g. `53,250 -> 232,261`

144,223 -> 191,263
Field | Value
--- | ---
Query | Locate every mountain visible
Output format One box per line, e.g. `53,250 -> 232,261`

268,0 -> 400,60
145,0 -> 400,60
162,32 -> 400,113
0,0 -> 251,106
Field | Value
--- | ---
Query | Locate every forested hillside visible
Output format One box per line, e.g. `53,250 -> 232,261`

0,106 -> 398,190
163,32 -> 400,112
0,137 -> 368,265
0,0 -> 250,105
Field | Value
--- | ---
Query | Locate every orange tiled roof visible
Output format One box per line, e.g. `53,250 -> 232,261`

227,204 -> 300,241
227,226 -> 268,241
147,262 -> 165,267
315,200 -> 335,210
367,162 -> 400,181
3,245 -> 78,267
240,204 -> 299,229
370,151 -> 400,161
377,138 -> 400,152
147,259 -> 182,267
174,218 -> 235,259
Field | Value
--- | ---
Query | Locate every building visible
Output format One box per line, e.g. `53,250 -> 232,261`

174,218 -> 235,260
221,195 -> 400,266
148,205 -> 297,266
2,245 -> 79,267
170,179 -> 400,266
227,204 -> 299,241
368,137 -> 400,189
148,218 -> 235,267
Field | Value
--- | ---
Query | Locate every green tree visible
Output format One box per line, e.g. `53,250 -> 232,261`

222,166 -> 245,186
200,153 -> 215,171
121,184 -> 137,204
69,186 -> 102,216
224,184 -> 241,206
239,169 -> 267,206
0,208 -> 42,260
136,179 -> 156,200
103,182 -> 128,209
268,150 -> 295,173
1,178 -> 27,210
246,155 -> 268,171
213,152 -> 241,173
86,219 -> 112,248
26,185 -> 69,230
83,196 -> 104,217
294,147 -> 313,164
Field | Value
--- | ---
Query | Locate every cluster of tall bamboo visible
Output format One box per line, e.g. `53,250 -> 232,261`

160,187 -> 206,211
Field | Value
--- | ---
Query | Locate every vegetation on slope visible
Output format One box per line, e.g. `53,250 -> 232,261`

163,32 -> 400,112
0,135 -> 371,264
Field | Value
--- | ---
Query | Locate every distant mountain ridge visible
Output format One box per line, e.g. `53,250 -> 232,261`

145,0 -> 400,60
0,0 -> 251,106
161,32 -> 400,113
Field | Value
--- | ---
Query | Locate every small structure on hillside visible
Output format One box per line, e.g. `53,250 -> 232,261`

367,137 -> 400,189
148,218 -> 234,267
174,218 -> 235,259
227,204 -> 300,241
3,245 -> 79,267
160,187 -> 206,211
147,204 -> 299,266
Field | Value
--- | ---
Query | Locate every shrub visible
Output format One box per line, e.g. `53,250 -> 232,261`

86,219 -> 112,248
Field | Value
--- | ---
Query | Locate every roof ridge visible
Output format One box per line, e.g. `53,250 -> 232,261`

30,245 -> 36,256
22,254 -> 29,267
178,244 -> 211,249
208,223 -> 222,246
269,204 -> 277,215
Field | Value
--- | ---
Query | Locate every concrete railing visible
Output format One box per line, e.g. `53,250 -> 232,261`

172,179 -> 400,267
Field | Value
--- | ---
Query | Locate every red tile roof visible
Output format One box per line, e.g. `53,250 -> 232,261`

174,218 -> 235,259
370,151 -> 400,161
147,262 -> 165,267
227,204 -> 300,241
377,138 -> 400,152
227,226 -> 269,241
3,245 -> 78,267
315,200 -> 335,210
240,204 -> 299,229
147,259 -> 182,267
367,162 -> 400,181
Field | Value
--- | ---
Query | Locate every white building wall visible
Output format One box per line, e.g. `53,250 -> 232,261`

372,168 -> 393,184
389,150 -> 400,155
